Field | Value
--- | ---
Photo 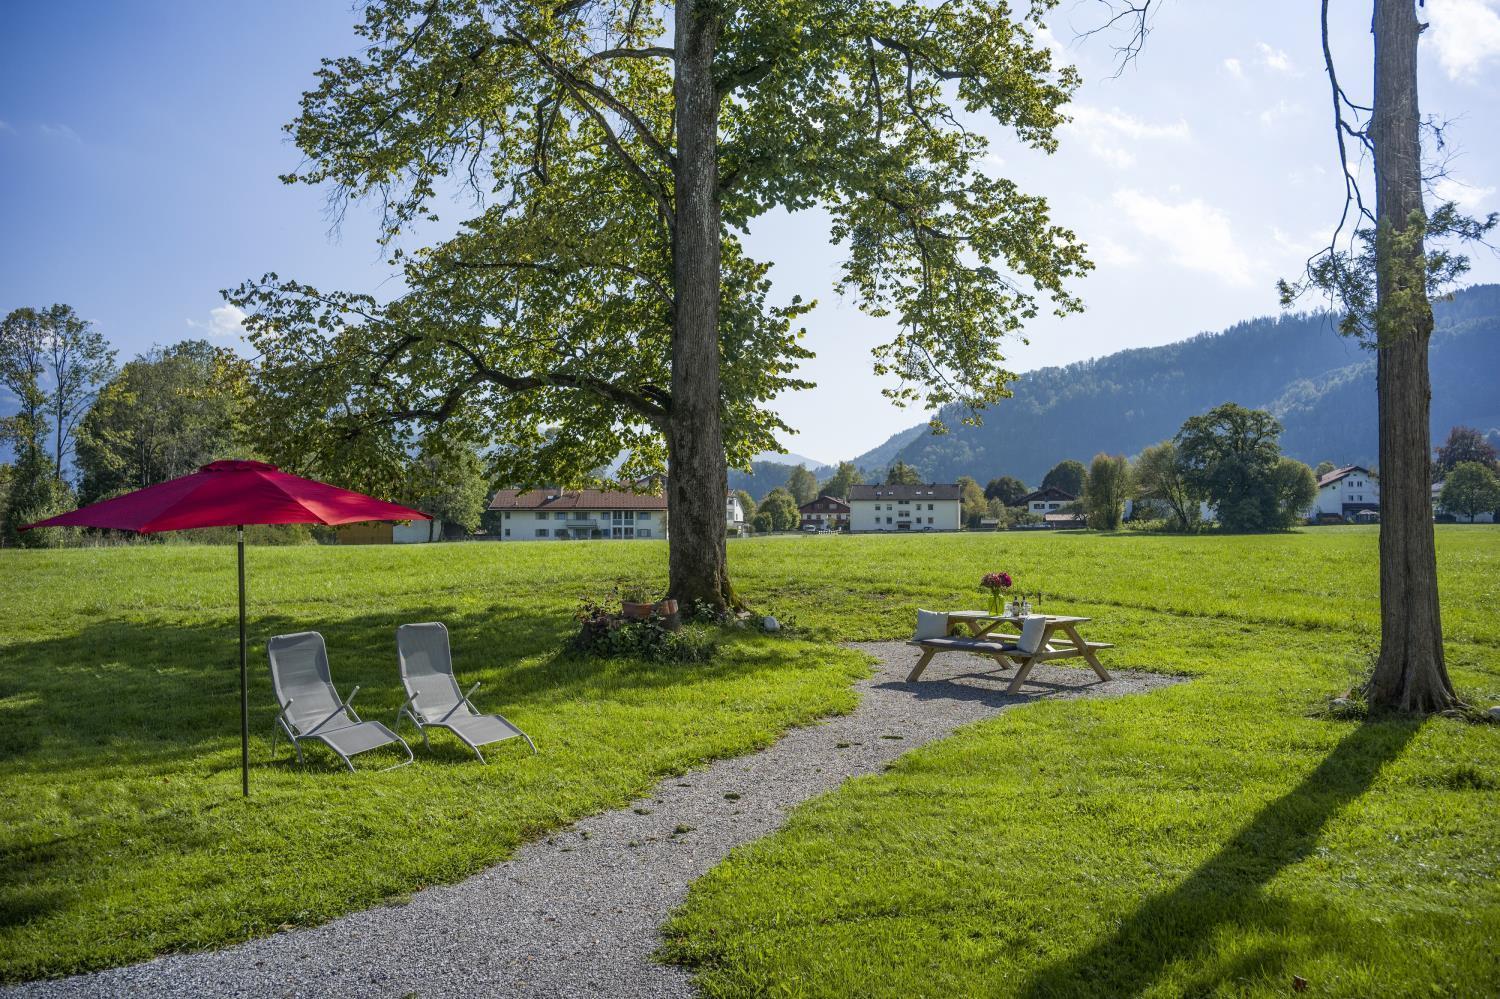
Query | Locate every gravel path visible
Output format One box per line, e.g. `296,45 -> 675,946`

10,643 -> 1178,999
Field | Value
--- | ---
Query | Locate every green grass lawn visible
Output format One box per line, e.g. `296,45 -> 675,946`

664,527 -> 1500,998
0,540 -> 866,982
2,528 -> 1498,995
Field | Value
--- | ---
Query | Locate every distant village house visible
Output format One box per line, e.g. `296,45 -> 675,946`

1018,486 -> 1075,516
799,495 -> 850,531
1310,465 -> 1379,522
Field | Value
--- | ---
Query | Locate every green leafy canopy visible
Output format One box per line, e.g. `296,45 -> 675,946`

229,0 -> 1090,492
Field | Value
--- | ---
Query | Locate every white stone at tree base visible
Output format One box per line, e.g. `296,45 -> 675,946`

1488,705 -> 1500,721
762,615 -> 780,632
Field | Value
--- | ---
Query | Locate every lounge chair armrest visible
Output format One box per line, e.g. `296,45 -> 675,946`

437,682 -> 482,724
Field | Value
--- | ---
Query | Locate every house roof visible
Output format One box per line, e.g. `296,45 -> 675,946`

799,496 -> 850,512
1018,486 -> 1075,504
488,488 -> 667,511
847,483 -> 962,501
1317,465 -> 1372,488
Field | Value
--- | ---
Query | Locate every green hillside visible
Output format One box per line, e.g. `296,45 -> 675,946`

856,284 -> 1500,485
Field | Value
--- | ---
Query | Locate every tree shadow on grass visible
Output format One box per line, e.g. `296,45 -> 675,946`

0,605 -> 783,776
1018,718 -> 1420,998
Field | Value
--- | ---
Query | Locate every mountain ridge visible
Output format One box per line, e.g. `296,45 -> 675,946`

846,283 -> 1500,486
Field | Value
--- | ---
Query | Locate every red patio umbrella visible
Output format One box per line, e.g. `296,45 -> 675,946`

23,460 -> 429,796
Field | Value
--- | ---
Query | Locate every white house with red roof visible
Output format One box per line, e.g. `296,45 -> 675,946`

488,488 -> 667,540
1310,465 -> 1379,521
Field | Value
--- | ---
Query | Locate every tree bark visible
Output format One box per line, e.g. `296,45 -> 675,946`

1366,0 -> 1459,712
666,0 -> 734,609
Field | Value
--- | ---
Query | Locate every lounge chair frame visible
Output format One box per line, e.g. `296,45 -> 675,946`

268,631 -> 413,773
395,622 -> 537,763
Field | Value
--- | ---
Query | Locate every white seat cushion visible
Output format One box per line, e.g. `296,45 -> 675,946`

1017,615 -> 1048,654
913,609 -> 950,640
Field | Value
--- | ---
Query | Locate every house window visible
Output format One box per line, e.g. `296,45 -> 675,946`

536,529 -> 549,537
556,512 -> 568,520
504,529 -> 511,537
638,529 -> 652,538
886,517 -> 892,524
639,512 -> 652,520
503,511 -> 511,519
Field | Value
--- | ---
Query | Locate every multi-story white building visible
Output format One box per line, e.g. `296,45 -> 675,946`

1309,465 -> 1379,521
847,483 -> 962,532
488,489 -> 667,540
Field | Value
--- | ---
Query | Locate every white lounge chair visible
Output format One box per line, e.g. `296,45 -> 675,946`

395,622 -> 536,763
268,631 -> 413,772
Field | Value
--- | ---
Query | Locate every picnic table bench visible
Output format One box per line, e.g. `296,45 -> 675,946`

906,612 -> 1113,693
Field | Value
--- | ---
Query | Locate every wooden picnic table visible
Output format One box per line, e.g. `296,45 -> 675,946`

906,611 -> 1113,693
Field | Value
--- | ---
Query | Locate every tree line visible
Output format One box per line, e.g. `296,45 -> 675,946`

0,306 -> 493,547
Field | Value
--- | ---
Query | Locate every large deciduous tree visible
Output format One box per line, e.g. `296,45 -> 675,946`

406,438 -> 492,538
76,340 -> 241,504
984,474 -> 1028,507
1041,459 -> 1086,497
230,0 -> 1089,608
40,306 -> 116,481
1439,462 -> 1500,523
1133,439 -> 1199,532
1175,403 -> 1287,532
1280,1 -> 1497,711
1434,426 -> 1498,480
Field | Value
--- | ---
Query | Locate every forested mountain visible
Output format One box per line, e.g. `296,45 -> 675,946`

851,284 -> 1500,486
728,460 -> 833,500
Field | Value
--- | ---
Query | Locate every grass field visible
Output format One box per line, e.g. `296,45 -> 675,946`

2,527 -> 1498,994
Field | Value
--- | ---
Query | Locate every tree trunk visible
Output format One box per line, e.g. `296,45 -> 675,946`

1366,0 -> 1459,712
666,0 -> 734,609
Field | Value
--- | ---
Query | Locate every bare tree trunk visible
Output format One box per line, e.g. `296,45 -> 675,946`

1366,0 -> 1459,712
666,0 -> 734,609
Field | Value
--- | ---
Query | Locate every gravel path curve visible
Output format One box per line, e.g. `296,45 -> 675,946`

10,644 -> 1179,999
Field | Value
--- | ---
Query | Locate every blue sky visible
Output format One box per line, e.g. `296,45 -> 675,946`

3,1 -> 1498,466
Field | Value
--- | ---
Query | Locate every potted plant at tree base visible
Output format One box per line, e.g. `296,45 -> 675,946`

620,588 -> 656,620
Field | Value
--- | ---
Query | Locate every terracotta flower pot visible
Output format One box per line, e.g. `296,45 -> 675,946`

621,601 -> 655,620
655,598 -> 679,617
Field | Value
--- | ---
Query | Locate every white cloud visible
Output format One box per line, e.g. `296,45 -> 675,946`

978,150 -> 1007,175
1429,0 -> 1500,80
1112,189 -> 1254,286
0,120 -> 14,134
37,122 -> 81,142
187,304 -> 249,339
1090,235 -> 1142,268
1258,99 -> 1303,127
1223,57 -> 1244,79
1272,226 -> 1330,258
1063,106 -> 1191,170
1256,42 -> 1295,74
1433,175 -> 1496,210
1032,23 -> 1067,58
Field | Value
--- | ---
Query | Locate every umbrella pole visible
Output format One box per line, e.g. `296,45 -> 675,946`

238,525 -> 249,798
